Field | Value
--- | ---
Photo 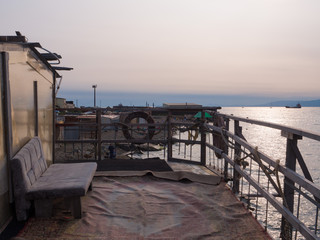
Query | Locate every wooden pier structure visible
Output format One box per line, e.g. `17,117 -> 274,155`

52,106 -> 320,240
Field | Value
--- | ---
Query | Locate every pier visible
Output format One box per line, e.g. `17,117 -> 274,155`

51,106 -> 320,239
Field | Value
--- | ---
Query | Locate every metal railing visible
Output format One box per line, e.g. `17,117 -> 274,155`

55,108 -> 320,239
206,113 -> 320,240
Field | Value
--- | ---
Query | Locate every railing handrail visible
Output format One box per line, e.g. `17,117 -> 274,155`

56,121 -> 196,127
205,123 -> 320,201
218,113 -> 320,141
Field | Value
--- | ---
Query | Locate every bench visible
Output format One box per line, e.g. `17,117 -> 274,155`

11,137 -> 97,221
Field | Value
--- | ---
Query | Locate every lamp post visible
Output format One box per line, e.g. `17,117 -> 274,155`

92,84 -> 97,107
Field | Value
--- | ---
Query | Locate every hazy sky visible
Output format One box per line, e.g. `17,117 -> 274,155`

2,0 -> 320,100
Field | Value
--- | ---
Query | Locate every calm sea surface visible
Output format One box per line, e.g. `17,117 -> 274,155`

220,107 -> 320,185
220,107 -> 320,239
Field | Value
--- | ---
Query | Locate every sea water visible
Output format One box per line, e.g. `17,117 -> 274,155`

219,107 -> 320,185
218,107 -> 320,239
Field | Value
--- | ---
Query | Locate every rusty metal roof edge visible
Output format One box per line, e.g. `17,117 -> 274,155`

0,33 -> 73,78
0,35 -> 27,43
26,42 -> 62,77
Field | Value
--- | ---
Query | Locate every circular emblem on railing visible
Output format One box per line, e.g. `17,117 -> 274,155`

122,111 -> 155,141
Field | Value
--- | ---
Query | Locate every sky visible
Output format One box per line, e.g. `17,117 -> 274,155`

1,0 -> 320,106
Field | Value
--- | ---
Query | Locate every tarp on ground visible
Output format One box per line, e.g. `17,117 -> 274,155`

16,173 -> 270,240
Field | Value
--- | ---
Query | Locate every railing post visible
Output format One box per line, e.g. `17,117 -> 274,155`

96,109 -> 102,161
33,81 -> 38,137
1,52 -> 13,203
167,111 -> 173,161
224,118 -> 230,181
200,110 -> 206,166
52,74 -> 56,164
233,120 -> 241,193
281,132 -> 302,239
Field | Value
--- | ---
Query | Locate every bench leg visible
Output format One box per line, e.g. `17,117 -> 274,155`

89,182 -> 93,191
34,199 -> 53,218
65,196 -> 82,219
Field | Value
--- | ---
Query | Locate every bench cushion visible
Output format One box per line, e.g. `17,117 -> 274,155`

11,137 -> 97,221
26,162 -> 97,199
11,137 -> 48,188
11,137 -> 48,220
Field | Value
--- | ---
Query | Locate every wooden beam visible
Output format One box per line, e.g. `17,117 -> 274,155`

1,52 -> 13,202
281,136 -> 298,239
55,139 -> 168,145
233,120 -> 241,194
52,73 -> 57,163
223,118 -> 230,182
200,111 -> 206,165
167,111 -> 173,160
281,130 -> 302,140
290,141 -> 320,203
291,142 -> 313,183
169,157 -> 203,165
96,109 -> 102,161
33,81 -> 38,136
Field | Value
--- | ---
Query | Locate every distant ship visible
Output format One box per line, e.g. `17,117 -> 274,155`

285,103 -> 301,108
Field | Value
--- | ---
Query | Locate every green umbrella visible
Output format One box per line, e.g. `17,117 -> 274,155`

194,112 -> 212,118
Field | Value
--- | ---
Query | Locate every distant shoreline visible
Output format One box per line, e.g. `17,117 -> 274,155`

57,90 -> 320,108
255,99 -> 320,107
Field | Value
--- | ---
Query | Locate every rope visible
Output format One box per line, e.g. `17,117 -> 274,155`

188,129 -> 199,143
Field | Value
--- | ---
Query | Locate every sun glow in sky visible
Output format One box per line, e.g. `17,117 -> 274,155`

1,0 -> 320,99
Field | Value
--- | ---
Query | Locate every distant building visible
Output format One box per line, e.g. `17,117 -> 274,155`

66,100 -> 75,108
163,103 -> 202,109
56,98 -> 75,108
56,97 -> 66,108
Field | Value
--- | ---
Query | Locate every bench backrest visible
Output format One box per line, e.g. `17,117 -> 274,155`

11,136 -> 48,220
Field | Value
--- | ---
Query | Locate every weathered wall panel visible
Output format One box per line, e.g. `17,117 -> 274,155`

9,48 -> 53,162
0,44 -> 55,232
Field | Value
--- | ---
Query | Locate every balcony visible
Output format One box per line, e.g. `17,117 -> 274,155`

4,106 -> 320,239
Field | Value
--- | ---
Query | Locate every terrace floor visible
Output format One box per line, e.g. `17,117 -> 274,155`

11,161 -> 270,240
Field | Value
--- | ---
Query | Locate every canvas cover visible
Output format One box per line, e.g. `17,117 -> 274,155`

16,173 -> 270,240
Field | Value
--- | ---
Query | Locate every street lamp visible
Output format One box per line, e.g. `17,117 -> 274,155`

92,84 -> 97,107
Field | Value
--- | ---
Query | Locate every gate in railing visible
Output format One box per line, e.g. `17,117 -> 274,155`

55,107 -> 320,239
